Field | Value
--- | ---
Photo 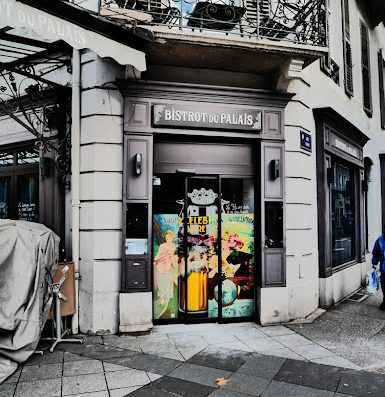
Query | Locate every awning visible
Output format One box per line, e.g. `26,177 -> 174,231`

0,0 -> 147,71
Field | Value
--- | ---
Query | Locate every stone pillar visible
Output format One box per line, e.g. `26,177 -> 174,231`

78,51 -> 125,334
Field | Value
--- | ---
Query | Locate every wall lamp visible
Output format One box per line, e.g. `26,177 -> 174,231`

134,153 -> 142,175
270,159 -> 280,180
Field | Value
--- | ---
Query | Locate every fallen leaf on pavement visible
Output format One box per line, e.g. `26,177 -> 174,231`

216,377 -> 230,386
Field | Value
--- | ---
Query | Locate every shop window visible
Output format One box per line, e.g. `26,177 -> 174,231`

378,49 -> 385,130
360,21 -> 372,116
331,161 -> 355,267
0,146 -> 39,222
342,0 -> 353,97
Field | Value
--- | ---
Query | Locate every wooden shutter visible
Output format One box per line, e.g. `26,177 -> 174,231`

341,0 -> 353,96
379,49 -> 385,130
360,21 -> 372,116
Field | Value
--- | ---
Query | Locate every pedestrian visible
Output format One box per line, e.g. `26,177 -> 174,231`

372,226 -> 385,310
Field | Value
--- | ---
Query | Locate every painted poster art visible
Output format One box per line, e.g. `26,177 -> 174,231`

208,213 -> 254,318
153,185 -> 254,320
153,214 -> 179,320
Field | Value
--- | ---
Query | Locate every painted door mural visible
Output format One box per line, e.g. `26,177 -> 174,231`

153,175 -> 255,321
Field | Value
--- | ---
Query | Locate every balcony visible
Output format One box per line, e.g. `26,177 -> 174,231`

96,0 -> 327,47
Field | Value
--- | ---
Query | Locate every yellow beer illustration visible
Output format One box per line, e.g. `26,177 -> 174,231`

180,269 -> 208,312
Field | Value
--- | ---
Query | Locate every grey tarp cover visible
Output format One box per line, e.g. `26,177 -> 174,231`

0,220 -> 59,384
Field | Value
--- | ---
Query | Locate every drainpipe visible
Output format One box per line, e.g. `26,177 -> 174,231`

71,48 -> 81,335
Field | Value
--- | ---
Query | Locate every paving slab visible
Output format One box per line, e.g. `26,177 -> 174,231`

261,380 -> 334,397
142,348 -> 185,361
236,354 -> 286,379
146,372 -> 162,382
167,362 -> 233,388
171,335 -> 209,350
103,335 -> 142,353
105,368 -> 150,389
15,378 -> 62,397
286,305 -> 385,368
127,385 -> 177,396
203,333 -> 239,345
188,346 -> 252,372
178,346 -> 206,360
63,352 -> 92,362
235,328 -> 269,341
272,333 -> 313,348
103,362 -> 130,372
109,386 -> 142,397
62,373 -> 107,396
207,389 -> 250,397
211,340 -> 255,353
259,326 -> 295,337
65,391 -> 109,397
242,337 -> 284,352
151,376 -> 215,397
112,353 -> 182,375
63,359 -> 104,377
19,362 -> 62,382
81,344 -> 137,361
287,343 -> 335,360
311,355 -> 361,370
273,359 -> 344,392
25,350 -> 64,366
337,370 -> 385,397
225,372 -> 269,396
2,367 -> 20,383
266,347 -> 306,361
0,382 -> 16,397
78,335 -> 103,344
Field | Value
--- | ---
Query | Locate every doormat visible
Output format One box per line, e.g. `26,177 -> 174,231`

346,288 -> 369,303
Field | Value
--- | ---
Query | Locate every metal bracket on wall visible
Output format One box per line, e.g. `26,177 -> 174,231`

0,37 -> 72,185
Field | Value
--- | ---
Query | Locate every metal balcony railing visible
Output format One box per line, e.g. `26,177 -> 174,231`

72,0 -> 328,46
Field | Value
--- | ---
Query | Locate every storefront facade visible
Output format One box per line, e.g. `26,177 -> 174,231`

314,108 -> 369,306
118,82 -> 291,331
3,0 -> 385,335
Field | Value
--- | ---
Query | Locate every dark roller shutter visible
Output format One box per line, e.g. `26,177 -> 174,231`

360,21 -> 372,116
342,0 -> 354,96
378,49 -> 385,129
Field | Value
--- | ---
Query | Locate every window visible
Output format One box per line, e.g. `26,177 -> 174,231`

379,49 -> 385,130
341,0 -> 353,96
0,146 -> 39,222
360,21 -> 372,116
321,56 -> 340,85
331,160 -> 356,267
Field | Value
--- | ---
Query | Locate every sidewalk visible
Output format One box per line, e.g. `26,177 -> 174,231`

1,290 -> 385,397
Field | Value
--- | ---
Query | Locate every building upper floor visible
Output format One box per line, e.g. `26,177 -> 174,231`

301,0 -> 385,140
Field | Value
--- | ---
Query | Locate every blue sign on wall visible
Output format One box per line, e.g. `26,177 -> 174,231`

300,131 -> 312,152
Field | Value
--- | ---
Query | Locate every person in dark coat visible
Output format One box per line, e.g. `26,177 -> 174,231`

371,226 -> 385,310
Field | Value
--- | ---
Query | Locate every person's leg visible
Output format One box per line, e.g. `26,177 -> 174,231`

380,272 -> 385,310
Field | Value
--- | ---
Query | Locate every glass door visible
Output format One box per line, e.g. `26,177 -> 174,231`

220,177 -> 255,319
0,175 -> 11,219
153,174 -> 255,322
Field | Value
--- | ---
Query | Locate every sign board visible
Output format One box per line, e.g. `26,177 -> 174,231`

125,238 -> 147,255
0,0 -> 145,70
153,104 -> 262,132
48,262 -> 76,319
330,134 -> 360,159
300,131 -> 312,152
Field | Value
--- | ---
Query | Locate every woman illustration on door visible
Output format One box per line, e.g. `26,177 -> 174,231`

154,230 -> 178,306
